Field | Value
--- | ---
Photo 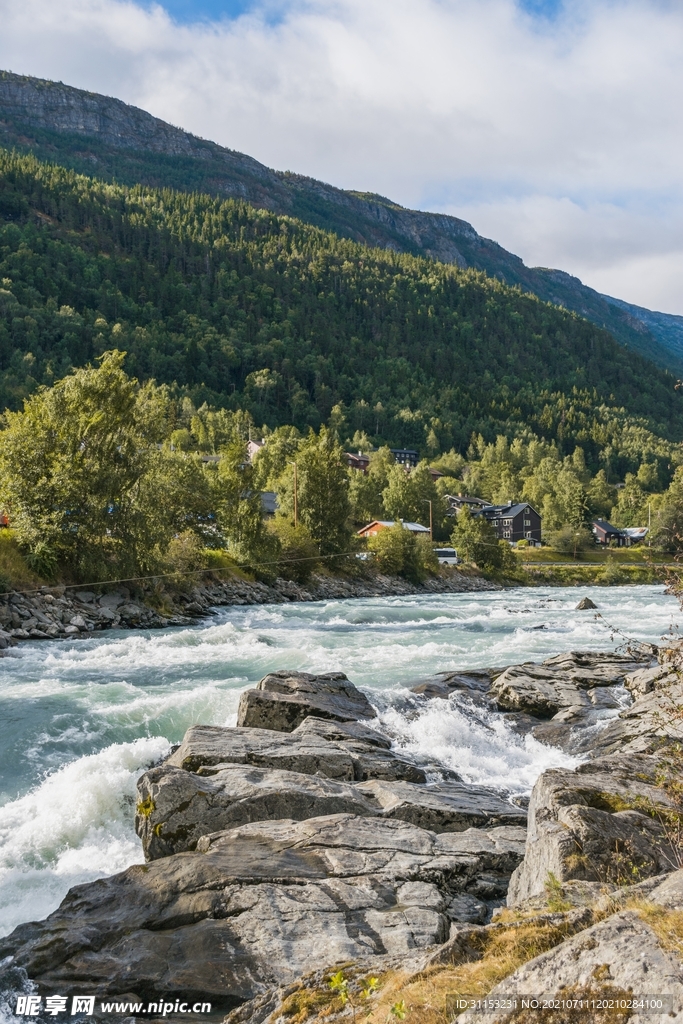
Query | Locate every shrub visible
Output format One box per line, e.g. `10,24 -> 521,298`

269,516 -> 320,583
367,523 -> 437,583
548,524 -> 594,558
164,531 -> 208,579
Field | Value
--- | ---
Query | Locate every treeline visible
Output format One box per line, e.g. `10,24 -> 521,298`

1,355 -> 682,591
0,149 -> 682,482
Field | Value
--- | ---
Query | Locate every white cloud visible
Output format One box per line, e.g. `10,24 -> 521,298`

1,0 -> 683,311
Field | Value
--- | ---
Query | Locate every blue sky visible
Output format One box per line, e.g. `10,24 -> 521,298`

158,0 -> 563,25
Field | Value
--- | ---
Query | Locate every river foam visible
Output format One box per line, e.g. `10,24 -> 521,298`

0,584 -> 677,934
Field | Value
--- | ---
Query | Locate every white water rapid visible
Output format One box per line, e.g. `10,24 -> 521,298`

0,584 -> 677,936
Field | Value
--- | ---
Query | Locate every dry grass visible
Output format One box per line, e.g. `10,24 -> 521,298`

275,916 -> 591,1024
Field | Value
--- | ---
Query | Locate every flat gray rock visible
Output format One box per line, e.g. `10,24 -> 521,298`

650,868 -> 683,910
136,766 -> 527,860
357,779 -> 527,833
491,651 -> 651,719
455,911 -> 683,1023
0,815 -> 525,1009
590,681 -> 683,757
236,670 -> 376,731
508,754 -> 677,905
166,721 -> 426,783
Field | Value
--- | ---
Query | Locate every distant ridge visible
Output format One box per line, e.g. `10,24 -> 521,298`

1,69 -> 681,372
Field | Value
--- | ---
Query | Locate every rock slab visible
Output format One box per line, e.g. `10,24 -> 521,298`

237,670 -> 377,731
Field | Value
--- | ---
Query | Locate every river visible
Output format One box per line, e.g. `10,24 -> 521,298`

0,583 -> 678,937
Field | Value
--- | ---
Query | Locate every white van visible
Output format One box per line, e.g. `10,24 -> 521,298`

434,547 -> 459,565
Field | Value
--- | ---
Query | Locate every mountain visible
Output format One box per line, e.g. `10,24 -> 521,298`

1,148 -> 682,478
0,69 -> 680,373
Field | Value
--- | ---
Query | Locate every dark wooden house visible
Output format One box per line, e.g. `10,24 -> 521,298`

477,502 -> 542,543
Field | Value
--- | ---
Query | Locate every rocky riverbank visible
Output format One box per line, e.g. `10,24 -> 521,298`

3,645 -> 683,1022
0,568 -> 497,647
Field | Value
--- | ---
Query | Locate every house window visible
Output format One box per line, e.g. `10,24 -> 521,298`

503,530 -> 511,538
525,531 -> 532,539
524,518 -> 531,526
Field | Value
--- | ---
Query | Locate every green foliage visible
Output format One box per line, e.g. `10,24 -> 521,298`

450,506 -> 499,569
547,524 -> 594,559
164,531 -> 207,578
277,427 -> 351,556
268,516 -> 320,582
348,446 -> 394,524
0,149 -> 682,465
382,461 -> 443,531
367,522 -> 436,583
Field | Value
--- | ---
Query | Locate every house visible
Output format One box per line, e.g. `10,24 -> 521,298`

390,448 -> 419,468
357,520 -> 431,538
477,503 -> 542,543
591,519 -> 648,547
345,452 -> 371,473
428,467 -> 444,482
445,493 -> 488,515
247,440 -> 264,462
623,526 -> 649,544
591,519 -> 627,547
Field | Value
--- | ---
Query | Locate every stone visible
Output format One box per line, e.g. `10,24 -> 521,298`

590,680 -> 683,757
624,663 -> 676,697
118,602 -> 144,621
136,764 -> 527,860
575,596 -> 597,609
68,614 -> 86,628
455,911 -> 683,1023
356,779 -> 528,833
491,663 -> 589,717
135,763 -> 381,859
63,624 -> 80,635
237,670 -> 377,731
411,669 -> 495,699
650,868 -> 683,910
507,754 -> 677,905
0,815 -> 526,1008
166,721 -> 426,783
490,651 -> 650,719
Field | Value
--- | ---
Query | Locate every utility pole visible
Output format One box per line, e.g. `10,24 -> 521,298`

423,499 -> 433,542
289,461 -> 298,527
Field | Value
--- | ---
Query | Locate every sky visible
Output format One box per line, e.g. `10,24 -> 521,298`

1,0 -> 683,314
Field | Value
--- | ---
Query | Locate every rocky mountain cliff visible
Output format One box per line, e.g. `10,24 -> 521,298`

1,69 -> 680,373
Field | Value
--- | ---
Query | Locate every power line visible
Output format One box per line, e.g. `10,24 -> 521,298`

5,550 -> 363,599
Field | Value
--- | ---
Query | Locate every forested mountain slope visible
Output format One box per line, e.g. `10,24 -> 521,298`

0,70 -> 679,373
0,149 -> 681,473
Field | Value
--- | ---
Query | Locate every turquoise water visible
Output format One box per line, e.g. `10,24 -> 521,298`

0,584 -> 677,936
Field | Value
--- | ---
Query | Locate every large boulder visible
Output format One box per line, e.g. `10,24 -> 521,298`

136,764 -> 380,859
166,718 -> 426,783
490,651 -> 651,719
590,679 -> 683,757
0,814 -> 526,1009
455,911 -> 683,1023
236,670 -> 376,731
136,766 -> 526,860
507,754 -> 677,905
